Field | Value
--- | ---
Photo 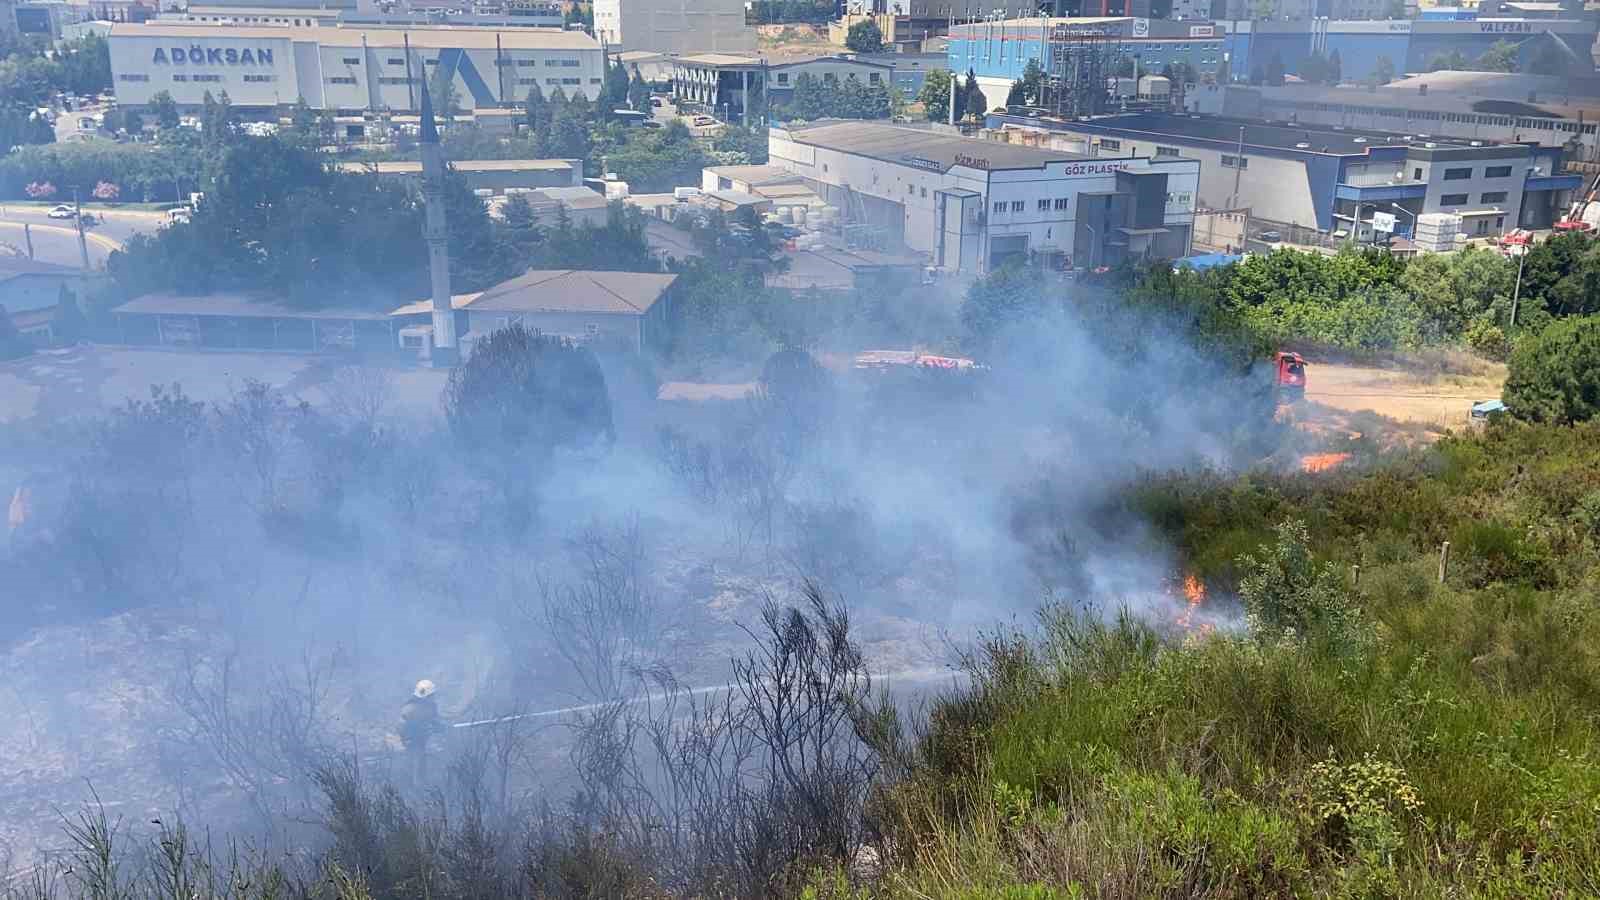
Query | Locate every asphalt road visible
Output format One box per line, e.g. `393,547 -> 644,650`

0,206 -> 158,269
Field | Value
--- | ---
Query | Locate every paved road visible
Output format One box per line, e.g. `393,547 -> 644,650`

0,206 -> 159,268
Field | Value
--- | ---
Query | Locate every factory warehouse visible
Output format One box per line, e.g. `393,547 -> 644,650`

107,22 -> 605,112
767,122 -> 1199,272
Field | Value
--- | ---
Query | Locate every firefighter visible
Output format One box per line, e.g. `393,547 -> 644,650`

398,679 -> 443,788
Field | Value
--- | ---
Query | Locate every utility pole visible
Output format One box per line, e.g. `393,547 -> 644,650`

72,186 -> 89,270
1230,124 -> 1244,208
1510,243 -> 1528,328
23,223 -> 34,260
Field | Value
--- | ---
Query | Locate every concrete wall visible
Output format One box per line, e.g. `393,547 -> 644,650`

468,308 -> 643,349
111,31 -> 603,111
594,0 -> 753,55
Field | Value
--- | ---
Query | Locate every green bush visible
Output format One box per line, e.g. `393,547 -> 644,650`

1504,316 -> 1600,424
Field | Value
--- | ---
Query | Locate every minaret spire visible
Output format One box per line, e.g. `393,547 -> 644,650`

419,77 -> 457,363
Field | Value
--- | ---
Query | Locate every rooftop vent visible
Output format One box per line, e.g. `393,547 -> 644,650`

1470,140 -> 1482,146
1353,136 -> 1368,142
1295,141 -> 1311,148
1425,141 -> 1437,148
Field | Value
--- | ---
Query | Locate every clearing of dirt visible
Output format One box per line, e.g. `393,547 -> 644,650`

1301,357 -> 1508,440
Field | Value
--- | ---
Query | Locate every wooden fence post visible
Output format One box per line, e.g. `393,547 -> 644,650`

1438,541 -> 1450,585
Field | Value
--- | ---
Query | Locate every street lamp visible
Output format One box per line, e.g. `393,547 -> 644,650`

1389,202 -> 1415,238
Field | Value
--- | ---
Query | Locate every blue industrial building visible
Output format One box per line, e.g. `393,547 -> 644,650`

985,111 -> 1583,239
949,16 -> 1597,107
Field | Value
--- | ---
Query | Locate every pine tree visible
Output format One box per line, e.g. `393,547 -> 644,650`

53,285 -> 87,344
627,64 -> 649,111
525,82 -> 550,134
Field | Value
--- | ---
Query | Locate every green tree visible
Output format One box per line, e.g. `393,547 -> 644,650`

1374,55 -> 1396,84
963,69 -> 987,120
602,55 -> 630,112
919,68 -> 952,122
444,320 -> 614,448
1327,48 -> 1343,84
845,19 -> 885,53
53,284 -> 87,344
1504,316 -> 1600,424
149,90 -> 180,130
627,63 -> 650,111
1266,52 -> 1285,86
57,33 -> 111,96
1520,231 -> 1600,320
1477,40 -> 1518,73
1427,50 -> 1469,72
430,68 -> 461,119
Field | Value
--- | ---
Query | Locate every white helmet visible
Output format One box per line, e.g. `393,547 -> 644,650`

413,679 -> 436,699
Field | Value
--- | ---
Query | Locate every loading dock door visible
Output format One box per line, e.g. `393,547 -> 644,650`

989,234 -> 1029,268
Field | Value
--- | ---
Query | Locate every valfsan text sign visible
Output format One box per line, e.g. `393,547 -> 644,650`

1479,21 -> 1533,32
152,45 -> 276,65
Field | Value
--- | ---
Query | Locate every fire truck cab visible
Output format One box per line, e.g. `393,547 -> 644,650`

1275,351 -> 1307,400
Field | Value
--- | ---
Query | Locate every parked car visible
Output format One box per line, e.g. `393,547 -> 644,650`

1257,229 -> 1283,243
650,97 -> 664,108
691,115 -> 717,127
47,204 -> 76,219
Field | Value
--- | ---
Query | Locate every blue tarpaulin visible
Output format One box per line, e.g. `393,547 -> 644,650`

1175,253 -> 1243,271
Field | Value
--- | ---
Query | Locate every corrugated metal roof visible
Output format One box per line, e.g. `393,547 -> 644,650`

780,121 -> 1092,173
675,53 -> 761,68
338,159 -> 577,175
703,164 -> 804,185
466,270 -> 678,316
113,291 -> 391,320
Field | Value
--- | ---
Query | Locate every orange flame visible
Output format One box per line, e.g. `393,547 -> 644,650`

1174,572 -> 1212,635
1300,452 -> 1352,474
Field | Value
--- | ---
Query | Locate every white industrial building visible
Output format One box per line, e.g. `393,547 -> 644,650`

592,0 -> 753,56
107,22 -> 603,112
768,122 -> 1199,272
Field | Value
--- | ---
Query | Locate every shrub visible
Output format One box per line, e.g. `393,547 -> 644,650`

1237,519 -> 1369,652
1504,316 -> 1600,424
1465,319 -> 1512,361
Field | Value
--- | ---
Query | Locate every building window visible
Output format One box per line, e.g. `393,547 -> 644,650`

342,56 -> 360,65
1054,197 -> 1069,210
1010,200 -> 1024,212
920,187 -> 927,198
1440,193 -> 1468,206
1221,154 -> 1248,169
546,78 -> 560,84
1442,167 -> 1472,180
1480,191 -> 1508,204
777,72 -> 789,84
425,59 -> 438,66
380,77 -> 415,85
517,77 -> 539,85
387,57 -> 404,65
171,74 -> 188,81
869,72 -> 881,83
993,201 -> 1006,214
193,74 -> 222,82
243,74 -> 275,82
1038,198 -> 1050,211
1155,145 -> 1179,157
1484,165 -> 1513,178
1413,167 -> 1422,180
118,73 -> 149,82
1100,138 -> 1121,151
589,78 -> 601,84
328,76 -> 357,85
562,77 -> 580,85
517,59 -> 537,67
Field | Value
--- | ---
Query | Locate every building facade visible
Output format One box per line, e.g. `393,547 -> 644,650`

769,121 -> 1198,272
988,111 -> 1581,239
947,15 -> 1598,110
108,22 -> 604,112
593,0 -> 753,56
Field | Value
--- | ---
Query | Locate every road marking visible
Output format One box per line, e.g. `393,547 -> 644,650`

0,221 -> 123,254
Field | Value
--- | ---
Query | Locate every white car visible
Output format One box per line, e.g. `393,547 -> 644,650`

47,204 -> 76,219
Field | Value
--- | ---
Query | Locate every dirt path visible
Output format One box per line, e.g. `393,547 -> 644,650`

1302,358 -> 1507,439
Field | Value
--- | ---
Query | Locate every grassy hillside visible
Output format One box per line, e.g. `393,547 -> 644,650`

822,420 -> 1600,899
